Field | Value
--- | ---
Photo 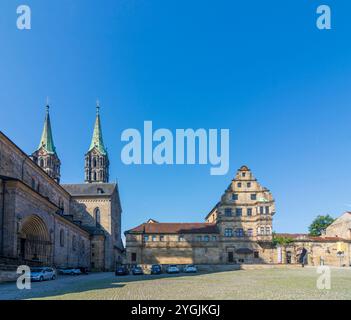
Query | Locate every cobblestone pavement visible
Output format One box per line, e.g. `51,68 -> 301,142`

0,267 -> 350,300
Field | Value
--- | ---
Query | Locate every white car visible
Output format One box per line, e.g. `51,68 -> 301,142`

58,268 -> 82,275
166,265 -> 180,274
30,267 -> 56,281
183,265 -> 197,273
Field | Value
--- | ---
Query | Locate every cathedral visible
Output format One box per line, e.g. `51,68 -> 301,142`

0,102 -> 123,271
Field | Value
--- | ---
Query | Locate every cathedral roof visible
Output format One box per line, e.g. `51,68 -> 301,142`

37,105 -> 56,154
62,183 -> 117,196
88,102 -> 107,155
126,222 -> 219,234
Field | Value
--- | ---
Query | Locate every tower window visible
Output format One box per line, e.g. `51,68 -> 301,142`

94,208 -> 101,226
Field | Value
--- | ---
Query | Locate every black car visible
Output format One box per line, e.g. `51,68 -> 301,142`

78,267 -> 89,275
150,264 -> 162,275
115,266 -> 129,276
132,266 -> 144,275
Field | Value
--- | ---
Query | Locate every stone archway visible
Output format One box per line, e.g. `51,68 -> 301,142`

18,215 -> 52,265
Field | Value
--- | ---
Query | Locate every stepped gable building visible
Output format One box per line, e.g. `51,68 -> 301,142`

125,166 -> 351,267
125,166 -> 276,265
0,102 -> 123,271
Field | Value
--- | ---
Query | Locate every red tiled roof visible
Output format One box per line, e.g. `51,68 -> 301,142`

126,222 -> 219,234
275,233 -> 309,239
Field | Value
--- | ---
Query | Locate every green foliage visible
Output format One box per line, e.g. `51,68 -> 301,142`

272,232 -> 294,247
308,215 -> 335,236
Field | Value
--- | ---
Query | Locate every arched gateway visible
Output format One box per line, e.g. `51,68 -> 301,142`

18,215 -> 52,265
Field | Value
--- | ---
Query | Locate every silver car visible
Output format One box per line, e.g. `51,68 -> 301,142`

183,264 -> 197,273
58,267 -> 82,275
30,267 -> 56,281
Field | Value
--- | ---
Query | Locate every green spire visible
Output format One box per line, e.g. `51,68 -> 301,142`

38,104 -> 56,154
88,101 -> 107,155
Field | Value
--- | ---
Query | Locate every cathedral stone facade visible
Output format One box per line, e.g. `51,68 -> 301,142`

0,103 -> 123,271
125,166 -> 351,267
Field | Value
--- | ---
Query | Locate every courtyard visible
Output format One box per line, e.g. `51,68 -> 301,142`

0,266 -> 350,300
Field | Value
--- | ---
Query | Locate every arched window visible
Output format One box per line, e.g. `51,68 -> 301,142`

39,158 -> 44,167
94,208 -> 101,227
93,158 -> 97,167
93,172 -> 97,181
60,229 -> 64,247
265,227 -> 271,235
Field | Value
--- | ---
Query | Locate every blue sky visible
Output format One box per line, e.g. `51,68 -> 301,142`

1,0 -> 351,234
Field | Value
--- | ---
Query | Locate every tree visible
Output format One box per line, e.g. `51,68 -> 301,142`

308,215 -> 335,236
272,232 -> 294,247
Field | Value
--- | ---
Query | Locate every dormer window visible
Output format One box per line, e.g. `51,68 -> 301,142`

97,188 -> 104,194
242,172 -> 246,177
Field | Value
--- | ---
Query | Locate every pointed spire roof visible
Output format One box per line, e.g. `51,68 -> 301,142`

88,101 -> 107,155
38,103 -> 56,154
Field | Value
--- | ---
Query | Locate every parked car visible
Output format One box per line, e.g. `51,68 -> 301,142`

131,266 -> 144,275
183,264 -> 197,273
58,267 -> 82,275
78,267 -> 89,275
115,266 -> 129,276
150,264 -> 162,275
30,267 -> 56,282
166,265 -> 180,274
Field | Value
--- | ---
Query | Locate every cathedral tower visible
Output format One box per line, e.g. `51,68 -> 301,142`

31,104 -> 61,183
85,102 -> 109,183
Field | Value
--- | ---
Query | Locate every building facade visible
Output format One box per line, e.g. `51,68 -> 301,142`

0,103 -> 123,271
125,166 -> 351,267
